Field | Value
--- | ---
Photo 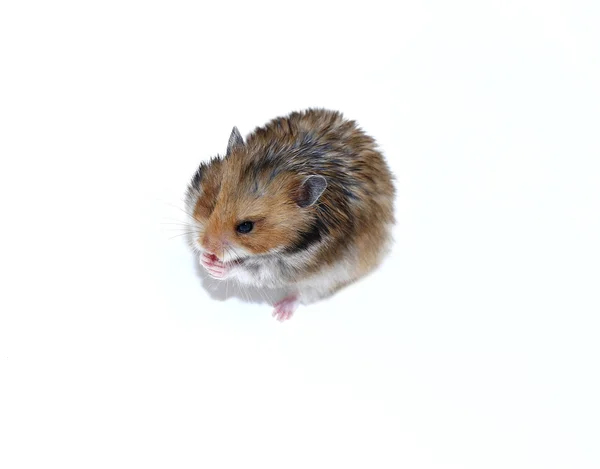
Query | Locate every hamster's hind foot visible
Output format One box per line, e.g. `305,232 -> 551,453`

272,295 -> 298,322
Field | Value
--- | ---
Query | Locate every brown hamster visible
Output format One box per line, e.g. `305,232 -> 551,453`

185,109 -> 395,321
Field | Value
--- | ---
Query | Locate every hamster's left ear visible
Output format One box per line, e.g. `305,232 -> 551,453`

226,126 -> 244,156
296,175 -> 327,208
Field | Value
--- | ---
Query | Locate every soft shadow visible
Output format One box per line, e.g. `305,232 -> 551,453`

192,257 -> 287,306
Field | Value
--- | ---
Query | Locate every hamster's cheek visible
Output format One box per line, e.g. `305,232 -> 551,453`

221,243 -> 253,263
188,223 -> 206,252
237,226 -> 296,256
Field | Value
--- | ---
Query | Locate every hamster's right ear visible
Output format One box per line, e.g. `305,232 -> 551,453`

296,175 -> 327,208
226,126 -> 244,156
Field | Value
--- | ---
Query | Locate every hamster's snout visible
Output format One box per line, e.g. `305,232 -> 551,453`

200,233 -> 229,261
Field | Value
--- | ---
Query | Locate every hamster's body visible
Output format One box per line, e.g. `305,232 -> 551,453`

186,109 -> 395,320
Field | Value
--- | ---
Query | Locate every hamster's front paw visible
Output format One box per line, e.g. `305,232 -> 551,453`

200,252 -> 230,280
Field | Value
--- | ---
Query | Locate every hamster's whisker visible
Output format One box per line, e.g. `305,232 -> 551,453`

255,284 -> 270,305
168,231 -> 196,241
262,285 -> 276,305
164,202 -> 195,218
224,246 -> 237,263
164,227 -> 197,232
235,278 -> 251,304
163,228 -> 198,237
233,278 -> 243,301
161,221 -> 196,227
225,274 -> 230,299
162,216 -> 195,223
264,288 -> 275,305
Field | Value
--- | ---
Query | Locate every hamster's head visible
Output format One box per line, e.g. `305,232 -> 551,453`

186,127 -> 327,264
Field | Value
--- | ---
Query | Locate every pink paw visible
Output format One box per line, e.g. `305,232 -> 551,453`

200,252 -> 230,280
272,296 -> 298,322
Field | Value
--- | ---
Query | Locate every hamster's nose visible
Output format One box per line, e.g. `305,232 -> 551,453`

201,235 -> 224,260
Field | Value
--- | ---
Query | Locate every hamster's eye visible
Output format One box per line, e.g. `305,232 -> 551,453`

236,221 -> 254,234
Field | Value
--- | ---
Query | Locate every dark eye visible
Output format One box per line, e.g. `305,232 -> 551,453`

236,221 -> 254,234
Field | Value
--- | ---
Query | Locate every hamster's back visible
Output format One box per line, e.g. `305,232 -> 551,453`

243,109 -> 395,276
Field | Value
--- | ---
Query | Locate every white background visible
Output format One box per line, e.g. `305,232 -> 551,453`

1,1 -> 599,468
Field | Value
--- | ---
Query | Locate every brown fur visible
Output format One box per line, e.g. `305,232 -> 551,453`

202,170 -> 312,256
192,158 -> 223,221
188,108 -> 395,293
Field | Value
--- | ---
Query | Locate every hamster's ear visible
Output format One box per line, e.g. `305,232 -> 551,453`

226,126 -> 244,156
296,175 -> 327,208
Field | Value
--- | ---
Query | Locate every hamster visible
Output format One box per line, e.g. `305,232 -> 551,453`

185,109 -> 395,321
